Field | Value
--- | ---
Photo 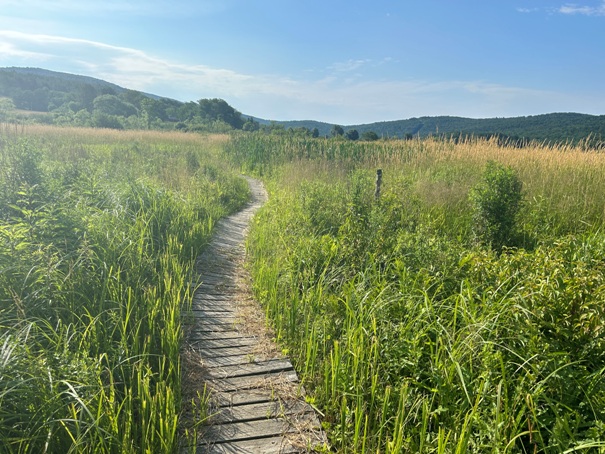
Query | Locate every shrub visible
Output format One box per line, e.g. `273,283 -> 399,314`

470,161 -> 523,251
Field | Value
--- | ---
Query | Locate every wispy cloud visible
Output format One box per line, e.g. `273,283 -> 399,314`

328,59 -> 371,73
0,30 -> 251,95
557,1 -> 605,15
0,0 -> 228,16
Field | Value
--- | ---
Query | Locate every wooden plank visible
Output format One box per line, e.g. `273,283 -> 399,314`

187,337 -> 257,350
201,413 -> 321,443
209,400 -> 314,424
189,315 -> 239,324
189,310 -> 238,317
189,306 -> 234,313
204,359 -> 293,379
197,346 -> 257,358
201,354 -> 279,368
206,371 -> 299,393
192,293 -> 235,302
190,323 -> 240,333
188,305 -> 237,317
199,436 -> 298,453
185,331 -> 244,341
211,389 -> 277,407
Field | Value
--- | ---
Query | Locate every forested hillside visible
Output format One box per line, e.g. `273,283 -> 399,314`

1,66 -> 604,146
0,67 -> 248,131
278,113 -> 605,145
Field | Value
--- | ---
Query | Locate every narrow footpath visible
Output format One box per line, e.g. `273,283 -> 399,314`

181,177 -> 327,453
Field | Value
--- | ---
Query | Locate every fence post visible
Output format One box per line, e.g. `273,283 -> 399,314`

375,169 -> 382,199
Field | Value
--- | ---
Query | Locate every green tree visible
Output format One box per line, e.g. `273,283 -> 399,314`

470,161 -> 523,251
331,125 -> 344,137
0,97 -> 15,121
197,98 -> 244,129
345,129 -> 359,141
93,94 -> 138,117
361,131 -> 379,141
243,117 -> 260,131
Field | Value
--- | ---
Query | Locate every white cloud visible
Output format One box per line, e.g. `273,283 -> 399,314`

558,1 -> 605,15
328,59 -> 371,72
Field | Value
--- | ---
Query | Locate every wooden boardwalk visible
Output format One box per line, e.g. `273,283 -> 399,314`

182,177 -> 327,453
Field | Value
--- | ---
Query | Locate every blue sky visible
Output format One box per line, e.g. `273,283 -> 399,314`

0,0 -> 604,124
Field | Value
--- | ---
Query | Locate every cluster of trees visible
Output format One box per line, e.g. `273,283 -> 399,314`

330,124 -> 380,141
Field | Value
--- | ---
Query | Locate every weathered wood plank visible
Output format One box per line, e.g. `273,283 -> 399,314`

190,323 -> 240,333
206,371 -> 299,393
192,293 -> 236,302
185,330 -> 244,341
201,413 -> 322,443
209,400 -> 314,424
199,436 -> 298,453
190,315 -> 239,324
210,389 -> 277,407
204,359 -> 293,379
196,346 -> 258,358
187,337 -> 257,350
201,354 -> 281,368
189,311 -> 237,318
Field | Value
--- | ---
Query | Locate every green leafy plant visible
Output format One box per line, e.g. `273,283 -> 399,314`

470,161 -> 523,251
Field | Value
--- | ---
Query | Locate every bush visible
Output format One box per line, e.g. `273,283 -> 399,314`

470,161 -> 523,251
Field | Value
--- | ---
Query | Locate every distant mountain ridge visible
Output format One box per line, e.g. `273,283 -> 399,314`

1,66 -> 604,144
257,113 -> 605,144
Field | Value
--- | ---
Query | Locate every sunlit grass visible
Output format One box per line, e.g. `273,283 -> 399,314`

230,134 -> 605,453
0,125 -> 248,453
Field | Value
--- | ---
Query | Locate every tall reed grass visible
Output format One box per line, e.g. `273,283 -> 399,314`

0,125 -> 248,453
229,134 -> 605,452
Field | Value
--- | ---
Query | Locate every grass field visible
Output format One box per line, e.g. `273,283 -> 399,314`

2,126 -> 604,453
227,134 -> 605,453
0,125 -> 248,453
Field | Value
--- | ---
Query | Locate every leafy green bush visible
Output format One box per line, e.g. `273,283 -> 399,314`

470,161 -> 523,251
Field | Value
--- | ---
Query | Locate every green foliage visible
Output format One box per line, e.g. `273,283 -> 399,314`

360,130 -> 379,141
470,161 -> 523,251
0,127 -> 249,453
345,129 -> 359,141
331,124 -> 344,137
93,94 -> 138,117
233,134 -> 605,452
0,68 -> 246,133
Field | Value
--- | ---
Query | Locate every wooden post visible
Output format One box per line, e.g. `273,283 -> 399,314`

375,169 -> 382,199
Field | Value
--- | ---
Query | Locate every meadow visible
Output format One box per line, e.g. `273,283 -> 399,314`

2,125 -> 604,453
0,125 -> 248,453
227,134 -> 605,453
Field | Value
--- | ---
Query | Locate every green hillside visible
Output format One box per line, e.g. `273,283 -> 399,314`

1,66 -> 604,145
272,113 -> 605,145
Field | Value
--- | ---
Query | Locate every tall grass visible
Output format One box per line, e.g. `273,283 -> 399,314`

229,134 -> 605,452
0,125 -> 248,453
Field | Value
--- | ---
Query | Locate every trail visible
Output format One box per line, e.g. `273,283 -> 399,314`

181,177 -> 327,453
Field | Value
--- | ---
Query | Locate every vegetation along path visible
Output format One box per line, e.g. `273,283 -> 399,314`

181,177 -> 327,453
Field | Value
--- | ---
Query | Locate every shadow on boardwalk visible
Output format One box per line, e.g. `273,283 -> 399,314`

181,177 -> 328,453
